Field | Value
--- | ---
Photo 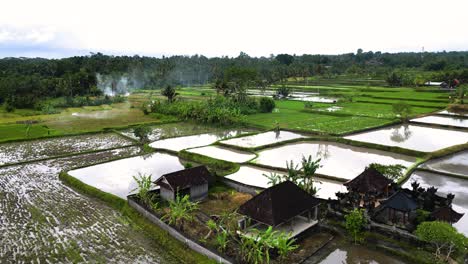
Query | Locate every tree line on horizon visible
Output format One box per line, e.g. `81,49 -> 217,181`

1,50 -> 468,109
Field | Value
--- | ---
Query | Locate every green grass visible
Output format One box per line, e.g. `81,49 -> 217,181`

244,108 -> 394,135
178,150 -> 240,176
0,123 -> 59,141
0,103 -> 178,142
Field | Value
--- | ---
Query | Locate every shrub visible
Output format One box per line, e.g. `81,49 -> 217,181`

345,208 -> 367,244
133,125 -> 151,143
259,97 -> 275,113
415,221 -> 467,261
392,101 -> 412,121
276,86 -> 291,98
5,101 -> 15,112
149,96 -> 244,125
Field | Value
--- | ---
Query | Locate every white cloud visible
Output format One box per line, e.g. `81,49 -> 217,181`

1,0 -> 467,58
0,27 -> 57,44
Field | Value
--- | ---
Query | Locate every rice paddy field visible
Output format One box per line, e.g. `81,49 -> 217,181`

0,133 -> 134,165
1,82 -> 467,263
0,146 -> 180,263
0,100 -> 180,142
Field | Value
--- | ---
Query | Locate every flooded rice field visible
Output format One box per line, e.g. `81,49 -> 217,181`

411,115 -> 468,128
403,170 -> 468,236
68,152 -> 185,199
421,150 -> 468,177
253,142 -> 416,180
0,146 -> 176,263
438,110 -> 468,117
312,243 -> 405,264
345,124 -> 468,152
220,130 -> 306,148
0,133 -> 134,166
186,146 -> 256,163
317,106 -> 343,112
120,122 -> 253,142
290,96 -> 337,103
246,89 -> 337,103
225,165 -> 347,199
149,129 -> 248,152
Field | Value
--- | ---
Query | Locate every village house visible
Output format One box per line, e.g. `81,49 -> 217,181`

154,166 -> 211,202
344,167 -> 393,197
237,181 -> 320,238
373,190 -> 418,228
431,206 -> 464,224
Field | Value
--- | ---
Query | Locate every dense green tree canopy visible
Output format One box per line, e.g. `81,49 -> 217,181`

1,51 -> 468,108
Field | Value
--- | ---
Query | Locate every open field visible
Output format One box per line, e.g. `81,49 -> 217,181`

0,84 -> 447,142
0,102 -> 177,142
130,85 -> 445,135
244,108 -> 395,134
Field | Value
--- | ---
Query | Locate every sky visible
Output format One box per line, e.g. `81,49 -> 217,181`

1,0 -> 467,58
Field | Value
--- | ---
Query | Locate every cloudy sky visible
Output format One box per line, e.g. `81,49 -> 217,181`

1,0 -> 467,58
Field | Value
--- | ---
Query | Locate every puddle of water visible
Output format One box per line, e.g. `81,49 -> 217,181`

403,170 -> 468,236
344,124 -> 468,152
253,142 -> 416,180
421,150 -> 468,176
316,244 -> 405,264
318,106 -> 343,112
290,96 -> 337,103
71,111 -> 119,119
186,146 -> 256,163
412,115 -> 468,128
225,165 -> 347,199
149,130 -> 248,152
68,152 -> 184,199
0,133 -> 133,165
220,130 -> 306,148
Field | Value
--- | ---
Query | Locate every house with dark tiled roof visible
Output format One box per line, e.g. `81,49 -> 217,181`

344,167 -> 393,196
431,206 -> 464,224
237,181 -> 320,238
154,166 -> 211,202
373,190 -> 418,227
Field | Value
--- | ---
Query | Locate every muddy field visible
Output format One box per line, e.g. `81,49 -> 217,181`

0,133 -> 134,166
0,146 -> 177,263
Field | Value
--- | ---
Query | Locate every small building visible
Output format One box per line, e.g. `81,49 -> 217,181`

344,167 -> 393,197
238,181 -> 320,238
155,166 -> 211,202
431,206 -> 464,224
373,190 -> 418,227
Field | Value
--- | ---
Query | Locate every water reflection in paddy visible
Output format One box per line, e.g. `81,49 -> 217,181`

120,122 -> 251,142
187,146 -> 256,163
403,170 -> 468,235
220,130 -> 306,148
438,110 -> 468,117
421,150 -> 468,177
412,115 -> 468,128
149,130 -> 248,152
225,165 -> 347,200
345,124 -> 468,152
253,142 -> 416,180
68,152 -> 184,199
315,244 -> 405,264
290,96 -> 337,103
